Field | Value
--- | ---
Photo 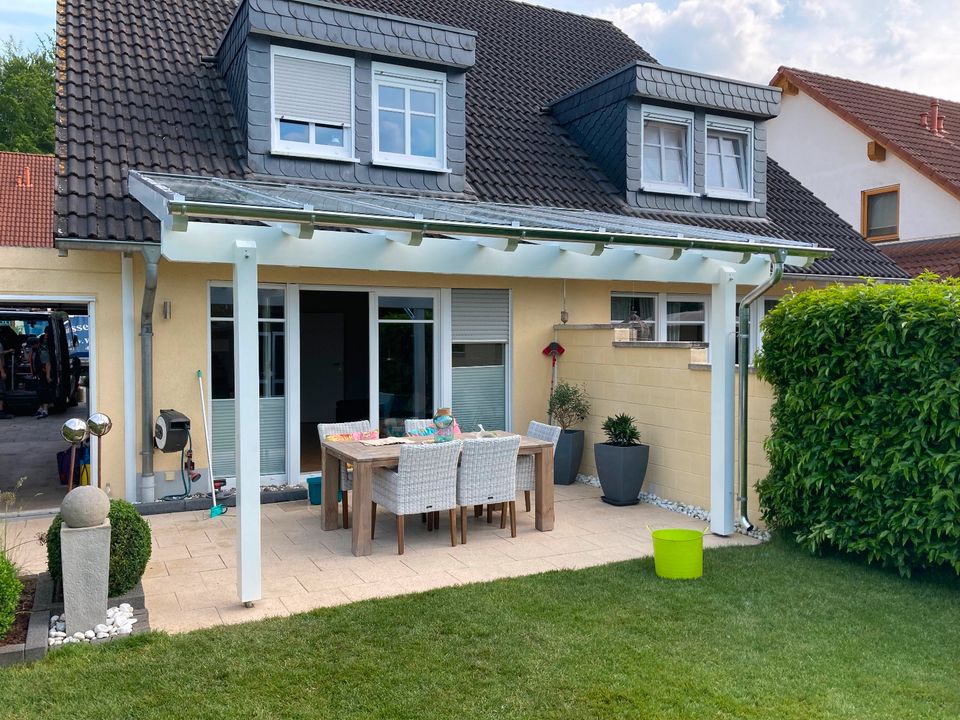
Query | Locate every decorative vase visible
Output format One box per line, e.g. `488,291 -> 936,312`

432,407 -> 455,442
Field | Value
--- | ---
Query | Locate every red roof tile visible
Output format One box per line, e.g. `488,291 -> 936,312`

0,152 -> 54,248
879,236 -> 960,277
772,67 -> 960,202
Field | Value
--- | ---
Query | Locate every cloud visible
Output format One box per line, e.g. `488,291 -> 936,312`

585,0 -> 960,101
0,2 -> 55,49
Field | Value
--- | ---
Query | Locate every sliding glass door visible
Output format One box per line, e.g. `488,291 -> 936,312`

209,285 -> 286,479
377,294 -> 435,436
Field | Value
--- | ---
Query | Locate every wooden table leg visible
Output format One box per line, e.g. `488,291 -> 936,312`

534,446 -> 555,532
350,462 -> 373,556
321,448 -> 341,531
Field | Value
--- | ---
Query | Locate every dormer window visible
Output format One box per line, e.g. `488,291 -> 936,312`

640,106 -> 694,194
372,63 -> 447,172
271,47 -> 355,161
705,116 -> 754,200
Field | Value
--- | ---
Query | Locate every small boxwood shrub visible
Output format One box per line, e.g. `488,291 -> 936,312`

47,499 -> 152,597
0,551 -> 22,638
756,277 -> 960,576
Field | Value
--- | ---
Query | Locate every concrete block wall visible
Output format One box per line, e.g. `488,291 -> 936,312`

556,327 -> 772,516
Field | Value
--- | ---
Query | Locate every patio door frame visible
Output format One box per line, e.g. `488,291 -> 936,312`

288,284 -> 449,482
206,280 -> 288,486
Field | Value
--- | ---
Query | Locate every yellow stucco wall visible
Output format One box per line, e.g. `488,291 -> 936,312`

1,244 -> 812,507
0,247 -> 126,495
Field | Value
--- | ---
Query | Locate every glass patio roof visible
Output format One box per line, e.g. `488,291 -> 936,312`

128,171 -> 833,260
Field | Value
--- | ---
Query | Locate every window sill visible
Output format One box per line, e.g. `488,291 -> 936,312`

371,159 -> 452,174
639,184 -> 698,197
703,190 -> 756,203
270,148 -> 360,163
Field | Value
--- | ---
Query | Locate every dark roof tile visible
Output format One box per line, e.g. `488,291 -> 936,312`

56,0 -> 905,277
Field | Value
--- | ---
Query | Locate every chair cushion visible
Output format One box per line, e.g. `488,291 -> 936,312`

324,430 -> 379,490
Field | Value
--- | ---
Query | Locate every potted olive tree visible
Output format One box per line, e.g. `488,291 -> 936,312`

548,381 -> 590,485
595,414 -> 649,505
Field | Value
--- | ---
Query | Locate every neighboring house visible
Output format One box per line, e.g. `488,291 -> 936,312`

0,152 -> 53,249
16,0 -> 905,601
768,67 -> 960,275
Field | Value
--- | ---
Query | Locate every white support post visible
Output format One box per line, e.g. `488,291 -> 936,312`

709,268 -> 737,536
439,288 -> 453,410
233,240 -> 261,605
285,284 -> 301,485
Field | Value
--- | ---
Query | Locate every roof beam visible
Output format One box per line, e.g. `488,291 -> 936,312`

382,230 -> 423,247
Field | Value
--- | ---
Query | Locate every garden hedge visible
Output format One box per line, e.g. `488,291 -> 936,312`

756,277 -> 960,576
0,551 -> 22,638
47,499 -> 152,597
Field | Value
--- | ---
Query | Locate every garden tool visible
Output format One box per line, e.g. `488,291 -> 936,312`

197,370 -> 226,518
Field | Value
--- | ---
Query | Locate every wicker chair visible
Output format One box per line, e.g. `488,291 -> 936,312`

371,441 -> 463,554
515,421 -> 562,512
457,435 -> 522,542
404,418 -> 435,435
318,420 -> 373,530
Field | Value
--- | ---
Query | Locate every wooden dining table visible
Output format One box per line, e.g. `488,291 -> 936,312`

321,432 -> 555,556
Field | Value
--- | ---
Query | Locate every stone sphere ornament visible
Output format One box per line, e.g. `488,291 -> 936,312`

60,485 -> 110,528
87,413 -> 113,437
61,418 -> 90,445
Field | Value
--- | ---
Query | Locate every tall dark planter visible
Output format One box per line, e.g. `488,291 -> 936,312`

595,443 -> 649,506
554,429 -> 584,485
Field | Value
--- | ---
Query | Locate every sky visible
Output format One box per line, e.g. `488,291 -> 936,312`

4,0 -> 958,101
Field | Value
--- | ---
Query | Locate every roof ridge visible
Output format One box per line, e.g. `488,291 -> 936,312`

777,65 -> 960,107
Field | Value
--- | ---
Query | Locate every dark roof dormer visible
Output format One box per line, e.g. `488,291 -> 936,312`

215,0 -> 476,194
552,61 -> 782,219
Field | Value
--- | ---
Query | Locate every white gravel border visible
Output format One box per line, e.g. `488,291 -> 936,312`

575,474 -> 771,541
48,604 -> 138,646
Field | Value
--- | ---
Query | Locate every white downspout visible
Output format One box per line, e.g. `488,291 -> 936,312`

737,250 -> 786,531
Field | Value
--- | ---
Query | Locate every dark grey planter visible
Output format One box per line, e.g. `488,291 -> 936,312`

594,443 -> 650,506
554,429 -> 584,485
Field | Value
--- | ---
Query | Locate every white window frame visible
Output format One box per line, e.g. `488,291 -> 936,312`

270,46 -> 357,162
372,62 -> 448,172
704,115 -> 754,201
611,292 -> 709,344
640,105 -> 695,195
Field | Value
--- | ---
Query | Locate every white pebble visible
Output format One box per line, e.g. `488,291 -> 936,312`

117,626 -> 132,635
95,624 -> 109,633
96,632 -> 108,639
50,614 -> 59,624
73,632 -> 85,640
56,622 -> 65,632
84,630 -> 95,639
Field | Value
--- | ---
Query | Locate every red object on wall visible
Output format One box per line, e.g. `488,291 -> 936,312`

542,342 -> 565,366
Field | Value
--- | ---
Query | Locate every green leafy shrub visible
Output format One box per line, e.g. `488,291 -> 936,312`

756,277 -> 960,576
0,551 -> 22,638
47,499 -> 152,597
548,381 -> 590,430
601,414 -> 641,446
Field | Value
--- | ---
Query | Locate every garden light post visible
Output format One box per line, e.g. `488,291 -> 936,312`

61,418 -> 90,492
87,413 -> 113,490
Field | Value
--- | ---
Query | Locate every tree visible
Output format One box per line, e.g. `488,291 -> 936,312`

0,37 -> 55,154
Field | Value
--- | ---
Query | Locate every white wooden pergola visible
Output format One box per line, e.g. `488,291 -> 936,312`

129,171 -> 832,605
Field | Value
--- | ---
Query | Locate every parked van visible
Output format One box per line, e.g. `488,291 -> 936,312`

0,310 -> 81,414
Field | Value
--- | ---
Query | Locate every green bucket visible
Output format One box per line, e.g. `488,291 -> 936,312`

651,527 -> 707,580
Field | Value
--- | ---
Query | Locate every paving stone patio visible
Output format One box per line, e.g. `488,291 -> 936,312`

8,484 -> 756,634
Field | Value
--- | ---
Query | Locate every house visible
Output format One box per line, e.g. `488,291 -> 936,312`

27,0 -> 906,603
768,67 -> 960,275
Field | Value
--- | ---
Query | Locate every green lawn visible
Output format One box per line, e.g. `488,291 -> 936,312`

1,538 -> 957,720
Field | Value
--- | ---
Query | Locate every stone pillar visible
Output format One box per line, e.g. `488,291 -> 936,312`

59,486 -> 111,636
